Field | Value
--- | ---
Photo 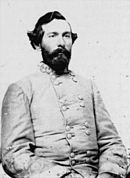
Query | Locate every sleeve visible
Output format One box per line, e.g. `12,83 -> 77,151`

91,81 -> 128,178
127,166 -> 130,178
1,83 -> 68,178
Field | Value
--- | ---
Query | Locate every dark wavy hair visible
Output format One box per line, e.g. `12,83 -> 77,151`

27,11 -> 78,49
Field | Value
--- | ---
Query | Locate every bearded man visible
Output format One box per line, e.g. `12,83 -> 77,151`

1,11 -> 127,178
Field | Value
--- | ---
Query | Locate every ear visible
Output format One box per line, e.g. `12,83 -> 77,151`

27,30 -> 44,50
27,31 -> 38,49
72,33 -> 78,44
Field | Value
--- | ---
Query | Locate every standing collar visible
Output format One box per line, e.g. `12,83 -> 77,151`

39,63 -> 74,77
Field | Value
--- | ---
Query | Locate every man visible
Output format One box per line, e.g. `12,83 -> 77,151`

1,11 -> 127,178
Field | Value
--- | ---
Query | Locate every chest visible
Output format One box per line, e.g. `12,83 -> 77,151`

30,76 -> 95,132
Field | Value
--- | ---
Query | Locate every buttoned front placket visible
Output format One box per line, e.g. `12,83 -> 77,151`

39,64 -> 91,176
49,71 -> 84,172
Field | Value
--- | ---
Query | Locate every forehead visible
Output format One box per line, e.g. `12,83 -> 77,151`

42,19 -> 71,33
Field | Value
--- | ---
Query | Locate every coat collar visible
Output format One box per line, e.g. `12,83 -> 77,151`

39,63 -> 75,77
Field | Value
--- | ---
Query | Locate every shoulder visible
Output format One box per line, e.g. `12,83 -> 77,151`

6,71 -> 50,101
16,71 -> 49,88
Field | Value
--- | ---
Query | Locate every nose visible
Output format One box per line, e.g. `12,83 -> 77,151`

57,36 -> 65,48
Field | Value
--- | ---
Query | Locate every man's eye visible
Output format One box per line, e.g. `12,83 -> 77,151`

64,34 -> 71,38
48,34 -> 56,38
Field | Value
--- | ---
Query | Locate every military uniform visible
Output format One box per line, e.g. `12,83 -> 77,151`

1,64 -> 127,178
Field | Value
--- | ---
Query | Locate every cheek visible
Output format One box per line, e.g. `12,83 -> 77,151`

41,41 -> 56,53
66,43 -> 72,51
65,38 -> 72,50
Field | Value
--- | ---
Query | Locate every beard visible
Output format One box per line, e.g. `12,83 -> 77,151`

41,47 -> 71,75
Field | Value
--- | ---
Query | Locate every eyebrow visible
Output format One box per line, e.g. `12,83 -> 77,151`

63,31 -> 71,35
46,32 -> 57,36
47,31 -> 71,35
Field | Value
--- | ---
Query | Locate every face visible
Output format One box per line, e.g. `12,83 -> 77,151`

40,19 -> 73,74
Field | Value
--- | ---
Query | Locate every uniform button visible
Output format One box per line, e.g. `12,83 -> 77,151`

7,146 -> 12,151
86,157 -> 90,162
70,152 -> 75,158
84,122 -> 89,128
85,130 -> 90,135
66,125 -> 71,131
78,95 -> 84,100
86,150 -> 91,155
71,160 -> 76,165
54,81 -> 60,85
67,133 -> 72,139
62,106 -> 68,111
80,102 -> 85,107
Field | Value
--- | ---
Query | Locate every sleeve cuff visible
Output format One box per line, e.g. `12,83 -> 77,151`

99,162 -> 127,178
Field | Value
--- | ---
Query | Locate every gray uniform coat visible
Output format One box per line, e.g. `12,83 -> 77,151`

1,64 -> 127,178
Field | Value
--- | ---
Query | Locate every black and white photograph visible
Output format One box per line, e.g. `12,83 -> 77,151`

0,0 -> 130,177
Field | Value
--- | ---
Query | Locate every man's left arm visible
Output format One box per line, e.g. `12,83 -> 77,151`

91,81 -> 128,178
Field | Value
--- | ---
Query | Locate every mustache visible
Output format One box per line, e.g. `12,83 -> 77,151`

50,47 -> 71,59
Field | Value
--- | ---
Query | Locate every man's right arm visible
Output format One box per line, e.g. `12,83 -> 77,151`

1,83 -> 68,178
